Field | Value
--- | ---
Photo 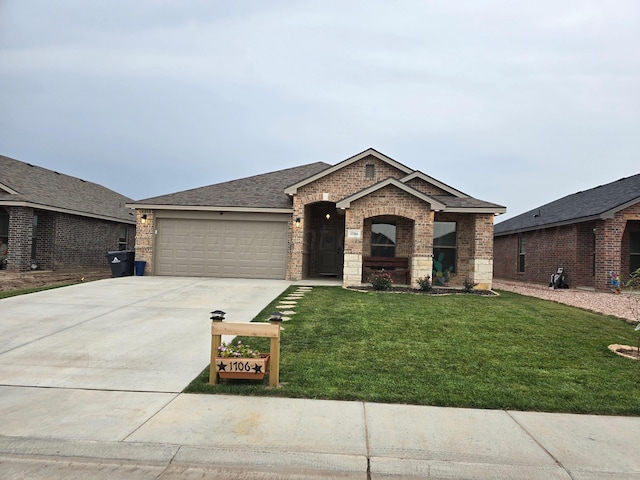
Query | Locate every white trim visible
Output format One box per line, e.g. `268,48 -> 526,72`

0,201 -> 136,224
284,148 -> 413,195
0,182 -> 19,195
400,172 -> 469,198
445,207 -> 507,214
127,203 -> 293,214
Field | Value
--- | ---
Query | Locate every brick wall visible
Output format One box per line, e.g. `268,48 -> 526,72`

5,206 -> 134,272
287,155 -> 496,288
494,202 -> 640,290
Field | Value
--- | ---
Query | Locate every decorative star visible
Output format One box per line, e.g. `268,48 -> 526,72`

252,364 -> 263,373
217,361 -> 227,372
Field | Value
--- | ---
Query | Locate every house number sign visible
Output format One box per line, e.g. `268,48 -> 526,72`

216,358 -> 265,374
347,229 -> 361,239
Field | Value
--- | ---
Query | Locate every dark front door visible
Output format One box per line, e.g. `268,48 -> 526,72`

318,228 -> 342,276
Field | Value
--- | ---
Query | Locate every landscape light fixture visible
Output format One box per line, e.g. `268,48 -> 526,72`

269,311 -> 283,323
210,310 -> 226,321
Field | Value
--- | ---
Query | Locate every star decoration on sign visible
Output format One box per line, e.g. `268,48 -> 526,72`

252,364 -> 263,373
217,361 -> 227,372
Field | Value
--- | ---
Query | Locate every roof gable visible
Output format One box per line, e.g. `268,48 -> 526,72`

495,173 -> 640,235
0,155 -> 135,223
336,178 -> 446,210
284,148 -> 413,195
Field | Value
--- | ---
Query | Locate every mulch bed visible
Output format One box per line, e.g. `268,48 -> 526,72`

347,286 -> 498,296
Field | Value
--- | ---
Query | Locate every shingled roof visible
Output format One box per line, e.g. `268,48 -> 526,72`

494,173 -> 640,236
131,161 -> 331,211
0,155 -> 135,223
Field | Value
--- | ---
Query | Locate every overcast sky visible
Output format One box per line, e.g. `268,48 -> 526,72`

1,1 -> 638,222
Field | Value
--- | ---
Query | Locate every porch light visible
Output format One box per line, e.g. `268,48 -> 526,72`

295,217 -> 301,228
269,311 -> 283,323
141,214 -> 147,224
325,213 -> 331,220
210,310 -> 226,321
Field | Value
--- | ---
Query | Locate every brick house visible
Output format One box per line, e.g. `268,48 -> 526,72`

493,173 -> 640,290
130,148 -> 505,289
0,155 -> 136,272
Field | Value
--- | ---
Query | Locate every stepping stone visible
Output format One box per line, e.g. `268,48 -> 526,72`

276,305 -> 295,310
281,310 -> 296,315
282,316 -> 292,321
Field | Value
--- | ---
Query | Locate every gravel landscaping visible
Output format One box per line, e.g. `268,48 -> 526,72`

493,279 -> 639,324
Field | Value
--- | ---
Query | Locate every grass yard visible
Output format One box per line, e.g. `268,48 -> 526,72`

186,286 -> 640,415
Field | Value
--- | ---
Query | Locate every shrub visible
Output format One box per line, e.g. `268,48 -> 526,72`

463,278 -> 478,293
370,269 -> 393,291
416,276 -> 432,292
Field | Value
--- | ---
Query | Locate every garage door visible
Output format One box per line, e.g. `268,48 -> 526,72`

156,218 -> 288,279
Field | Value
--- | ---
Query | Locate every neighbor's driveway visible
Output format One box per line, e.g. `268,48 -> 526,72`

0,276 -> 290,392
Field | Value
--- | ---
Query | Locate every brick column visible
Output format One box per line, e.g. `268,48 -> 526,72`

286,197 -> 305,281
469,214 -> 495,290
411,210 -> 434,288
343,209 -> 363,286
595,216 -> 625,291
134,209 -> 155,275
7,206 -> 34,272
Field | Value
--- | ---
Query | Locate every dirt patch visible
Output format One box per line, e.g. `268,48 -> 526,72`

0,268 -> 112,292
608,344 -> 640,361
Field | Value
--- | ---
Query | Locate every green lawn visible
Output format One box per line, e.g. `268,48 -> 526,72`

0,284 -> 73,299
186,286 -> 640,415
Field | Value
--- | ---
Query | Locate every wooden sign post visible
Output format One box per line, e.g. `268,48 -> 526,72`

210,320 -> 281,388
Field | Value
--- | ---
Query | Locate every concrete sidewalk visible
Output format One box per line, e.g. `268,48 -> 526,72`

1,277 -> 639,479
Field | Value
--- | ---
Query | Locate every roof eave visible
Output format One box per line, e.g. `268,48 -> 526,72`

127,203 -> 294,214
0,200 -> 136,224
443,207 -> 507,214
400,172 -> 470,198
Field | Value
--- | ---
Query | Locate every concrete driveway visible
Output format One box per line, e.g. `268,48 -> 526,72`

0,276 -> 289,393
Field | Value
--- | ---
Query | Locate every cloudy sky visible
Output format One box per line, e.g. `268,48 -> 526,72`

1,1 -> 638,222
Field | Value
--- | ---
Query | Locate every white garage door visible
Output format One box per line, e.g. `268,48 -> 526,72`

156,218 -> 288,279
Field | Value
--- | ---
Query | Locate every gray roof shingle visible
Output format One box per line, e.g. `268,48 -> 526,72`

494,173 -> 640,235
0,155 -> 135,223
132,162 -> 331,209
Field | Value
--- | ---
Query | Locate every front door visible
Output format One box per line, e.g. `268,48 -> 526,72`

318,228 -> 341,276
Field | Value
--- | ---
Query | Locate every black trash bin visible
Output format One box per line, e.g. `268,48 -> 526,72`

106,250 -> 135,277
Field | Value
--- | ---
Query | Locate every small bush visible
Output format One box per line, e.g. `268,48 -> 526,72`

463,278 -> 478,293
416,276 -> 432,292
370,269 -> 393,291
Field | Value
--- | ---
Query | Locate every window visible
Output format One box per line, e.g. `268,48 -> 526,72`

365,164 -> 375,179
433,221 -> 456,273
371,223 -> 396,257
518,236 -> 526,273
631,231 -> 640,273
31,215 -> 38,260
118,224 -> 128,250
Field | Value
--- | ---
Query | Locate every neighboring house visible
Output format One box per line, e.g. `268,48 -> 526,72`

493,174 -> 640,290
0,155 -> 136,272
130,148 -> 505,289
